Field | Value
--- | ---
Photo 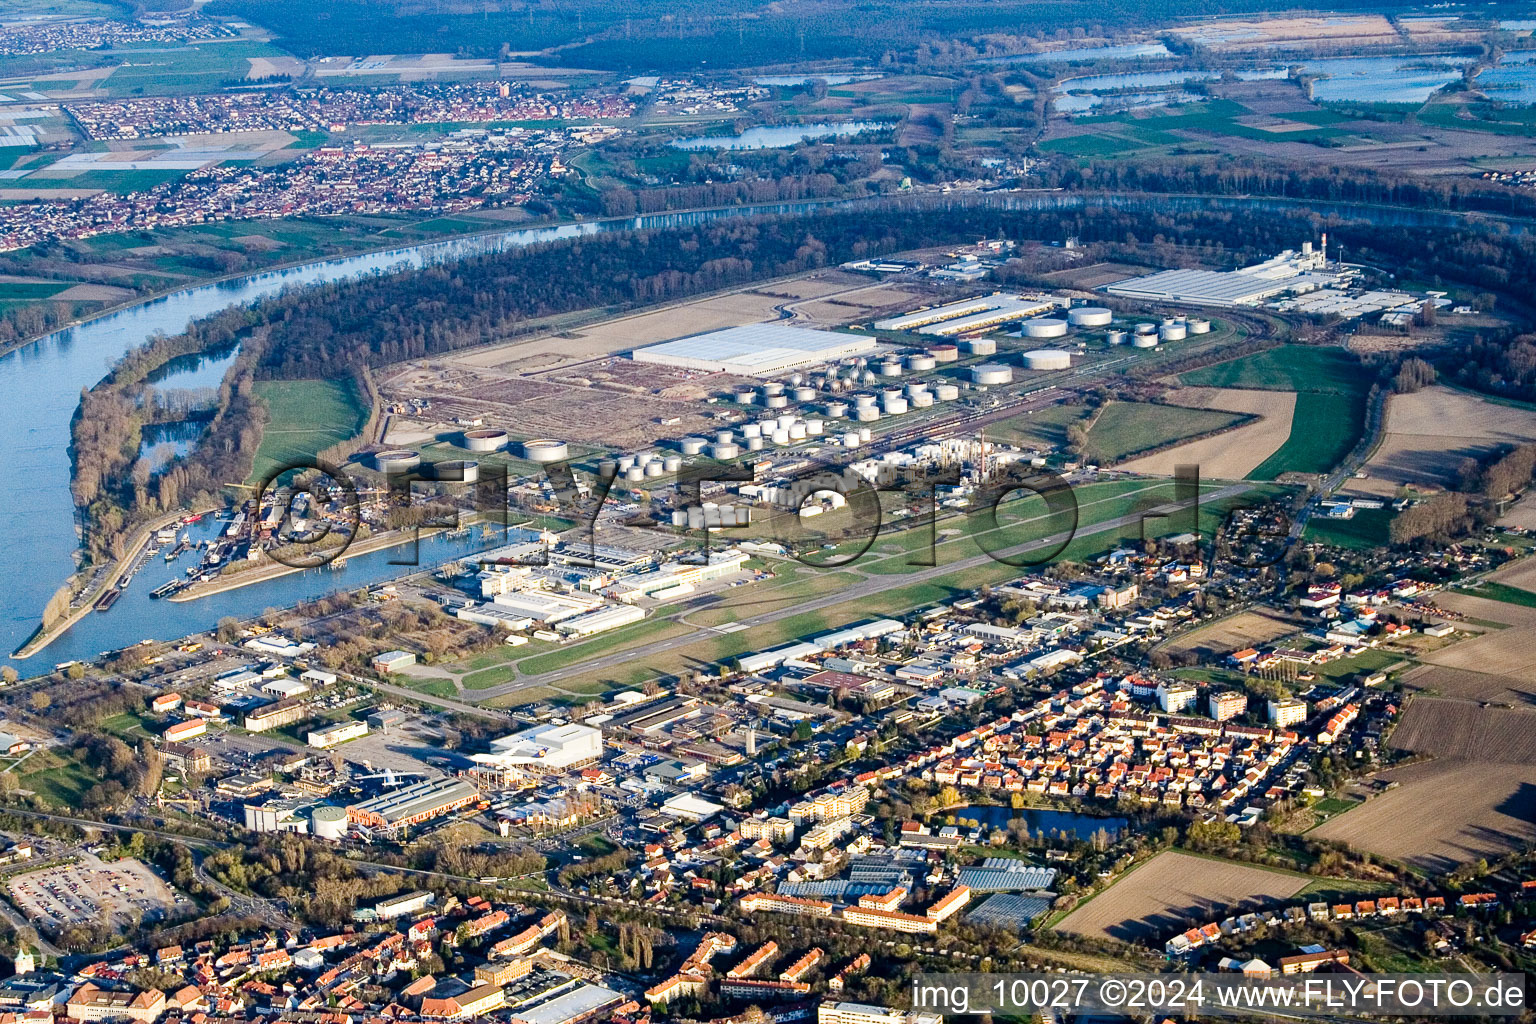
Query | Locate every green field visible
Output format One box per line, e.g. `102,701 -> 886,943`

1457,580 -> 1536,608
93,40 -> 291,97
249,378 -> 369,483
1180,346 -> 1369,479
1304,506 -> 1394,549
984,402 -> 1088,448
1086,401 -> 1248,463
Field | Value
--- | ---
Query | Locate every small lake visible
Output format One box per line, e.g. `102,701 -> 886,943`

671,121 -> 892,150
753,74 -> 881,86
987,41 -> 1173,65
1051,68 -> 1285,113
955,804 -> 1130,839
1476,51 -> 1536,106
1296,55 -> 1472,104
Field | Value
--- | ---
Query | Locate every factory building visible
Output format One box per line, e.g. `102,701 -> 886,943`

307,719 -> 369,749
630,323 -> 877,376
346,778 -> 481,831
1105,240 -> 1342,308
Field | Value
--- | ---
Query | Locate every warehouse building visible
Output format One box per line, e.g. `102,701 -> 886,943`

346,778 -> 481,830
873,293 -> 1064,335
472,722 -> 604,774
1105,241 -> 1343,308
630,323 -> 877,376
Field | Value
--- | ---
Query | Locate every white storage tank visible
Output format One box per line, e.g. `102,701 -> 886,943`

625,465 -> 646,482
762,382 -> 785,397
1068,306 -> 1113,327
772,429 -> 791,445
735,388 -> 758,405
904,381 -> 928,398
374,449 -> 421,473
792,386 -> 816,402
1135,322 -> 1158,338
906,353 -> 936,371
679,436 -> 707,455
644,461 -> 663,478
858,426 -> 872,441
911,391 -> 935,408
746,436 -> 764,451
663,455 -> 683,472
855,406 -> 881,422
521,439 -> 570,463
1021,318 -> 1069,339
929,343 -> 959,363
878,360 -> 903,377
739,422 -> 762,439
312,805 -> 348,841
435,459 -> 479,483
934,383 -> 960,401
672,509 -> 688,527
765,394 -> 789,409
461,428 -> 508,453
788,422 -> 807,440
963,338 -> 997,356
1160,323 -> 1187,342
716,430 -> 735,444
711,442 -> 740,459
971,363 -> 1014,385
775,413 -> 795,429
1132,334 -> 1159,349
598,459 -> 618,477
1187,317 -> 1212,334
842,432 -> 861,448
805,418 -> 824,435
825,401 -> 849,418
883,397 -> 909,415
1106,330 -> 1128,346
853,393 -> 877,408
1022,349 -> 1072,371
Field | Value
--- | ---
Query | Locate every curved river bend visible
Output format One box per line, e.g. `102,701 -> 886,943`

0,192 -> 1494,674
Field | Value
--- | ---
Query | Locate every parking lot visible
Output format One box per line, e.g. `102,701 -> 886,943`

7,855 -> 180,929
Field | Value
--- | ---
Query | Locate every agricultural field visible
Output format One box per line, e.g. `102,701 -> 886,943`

1399,664 -> 1536,708
249,378 -> 369,483
1083,401 -> 1248,465
1356,386 -> 1536,497
1055,851 -> 1309,943
1303,506 -> 1394,549
984,402 -> 1088,449
1387,696 -> 1536,763
1312,756 -> 1536,872
1118,388 -> 1295,479
1421,606 -> 1536,679
1160,608 -> 1298,658
1179,346 -> 1368,479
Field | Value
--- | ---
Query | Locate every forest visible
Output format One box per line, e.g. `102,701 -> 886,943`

206,0 -> 1393,71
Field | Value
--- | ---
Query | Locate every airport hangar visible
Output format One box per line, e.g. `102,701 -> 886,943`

629,323 -> 878,377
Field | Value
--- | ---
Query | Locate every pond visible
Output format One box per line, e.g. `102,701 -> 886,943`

986,41 -> 1173,65
954,804 -> 1130,840
671,121 -> 893,150
1476,51 -> 1536,107
1296,55 -> 1472,104
753,74 -> 882,86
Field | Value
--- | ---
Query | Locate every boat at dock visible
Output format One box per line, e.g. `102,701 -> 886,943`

94,588 -> 122,612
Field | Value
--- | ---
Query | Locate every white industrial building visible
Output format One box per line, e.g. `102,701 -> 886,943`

1105,240 -> 1345,308
472,722 -> 604,773
874,292 -> 1065,335
489,587 -> 604,625
557,604 -> 647,637
629,323 -> 877,376
308,719 -> 369,749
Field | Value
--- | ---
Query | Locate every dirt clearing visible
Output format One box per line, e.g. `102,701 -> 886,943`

1312,757 -> 1536,872
1161,608 -> 1298,657
1357,386 -> 1536,497
1118,388 -> 1295,479
1055,851 -> 1308,943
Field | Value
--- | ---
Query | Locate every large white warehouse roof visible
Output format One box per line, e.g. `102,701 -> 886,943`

630,323 -> 877,376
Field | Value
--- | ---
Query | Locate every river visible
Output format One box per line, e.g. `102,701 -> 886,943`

0,190 -> 1508,674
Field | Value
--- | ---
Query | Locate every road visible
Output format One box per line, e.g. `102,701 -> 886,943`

475,482 -> 1250,699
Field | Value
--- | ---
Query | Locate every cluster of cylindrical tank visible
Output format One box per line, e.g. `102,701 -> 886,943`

1022,349 -> 1072,371
963,338 -> 997,356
